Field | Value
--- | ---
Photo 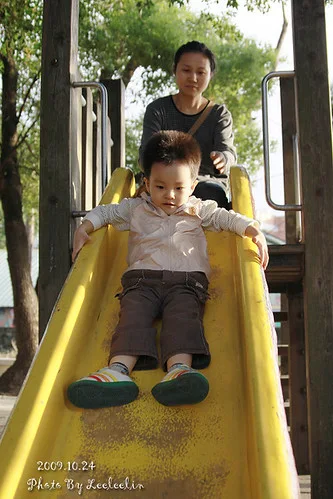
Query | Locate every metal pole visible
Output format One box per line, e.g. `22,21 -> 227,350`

292,133 -> 303,241
261,70 -> 302,211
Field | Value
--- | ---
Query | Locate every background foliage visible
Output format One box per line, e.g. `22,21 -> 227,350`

0,0 -> 42,248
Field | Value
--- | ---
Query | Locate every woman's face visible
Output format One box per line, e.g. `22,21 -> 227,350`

174,52 -> 212,98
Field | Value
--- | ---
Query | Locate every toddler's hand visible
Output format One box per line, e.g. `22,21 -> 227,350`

245,225 -> 269,270
251,231 -> 269,270
72,222 -> 93,262
210,151 -> 226,174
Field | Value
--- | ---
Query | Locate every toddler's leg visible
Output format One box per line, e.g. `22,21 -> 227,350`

67,355 -> 139,409
151,354 -> 209,406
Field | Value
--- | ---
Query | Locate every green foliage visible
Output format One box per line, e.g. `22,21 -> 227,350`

184,0 -> 333,11
225,0 -> 280,12
79,0 -> 199,85
207,36 -> 276,170
18,115 -> 40,217
0,0 -> 42,223
0,0 -> 42,64
126,117 -> 144,175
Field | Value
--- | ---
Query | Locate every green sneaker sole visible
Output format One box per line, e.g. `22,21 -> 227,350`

151,372 -> 209,406
67,380 -> 139,409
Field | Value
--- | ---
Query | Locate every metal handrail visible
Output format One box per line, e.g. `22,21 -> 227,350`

72,81 -> 108,195
292,133 -> 303,241
261,71 -> 302,211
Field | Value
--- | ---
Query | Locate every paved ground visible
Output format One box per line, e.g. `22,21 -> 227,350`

0,395 -> 311,497
0,394 -> 16,438
299,476 -> 311,498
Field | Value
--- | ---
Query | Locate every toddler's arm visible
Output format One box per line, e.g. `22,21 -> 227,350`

199,200 -> 269,269
71,197 -> 142,262
72,220 -> 94,262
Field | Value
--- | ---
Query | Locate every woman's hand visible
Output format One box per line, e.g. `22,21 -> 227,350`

210,151 -> 227,174
72,220 -> 94,262
244,225 -> 269,270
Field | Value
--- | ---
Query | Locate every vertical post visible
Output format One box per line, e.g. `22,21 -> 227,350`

39,0 -> 81,335
280,77 -> 298,244
101,79 -> 126,171
287,283 -> 309,474
280,76 -> 309,472
292,1 -> 333,496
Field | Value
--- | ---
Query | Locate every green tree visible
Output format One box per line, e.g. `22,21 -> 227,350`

184,0 -> 333,11
0,0 -> 41,393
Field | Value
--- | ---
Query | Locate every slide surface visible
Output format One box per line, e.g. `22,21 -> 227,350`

0,167 -> 299,498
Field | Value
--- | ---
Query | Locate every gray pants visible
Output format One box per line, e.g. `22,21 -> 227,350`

110,269 -> 211,371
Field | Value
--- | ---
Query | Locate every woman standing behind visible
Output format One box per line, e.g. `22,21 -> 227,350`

139,40 -> 237,209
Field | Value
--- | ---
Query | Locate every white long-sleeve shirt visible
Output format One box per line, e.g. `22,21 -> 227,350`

83,193 -> 257,277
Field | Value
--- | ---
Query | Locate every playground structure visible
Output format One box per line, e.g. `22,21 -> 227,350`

1,0 -> 333,497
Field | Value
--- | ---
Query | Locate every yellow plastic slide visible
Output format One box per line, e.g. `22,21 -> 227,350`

0,167 -> 299,498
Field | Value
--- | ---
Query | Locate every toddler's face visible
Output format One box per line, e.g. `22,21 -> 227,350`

145,162 -> 197,215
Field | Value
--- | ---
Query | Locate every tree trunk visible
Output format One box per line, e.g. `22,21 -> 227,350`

25,209 -> 36,266
0,54 -> 39,395
122,58 -> 138,87
274,1 -> 289,70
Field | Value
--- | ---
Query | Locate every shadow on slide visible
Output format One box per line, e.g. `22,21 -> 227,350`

0,167 -> 300,498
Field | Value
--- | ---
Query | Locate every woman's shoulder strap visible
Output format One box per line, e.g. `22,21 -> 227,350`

187,101 -> 215,136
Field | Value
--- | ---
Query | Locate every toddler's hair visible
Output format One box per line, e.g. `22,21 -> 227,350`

142,130 -> 201,182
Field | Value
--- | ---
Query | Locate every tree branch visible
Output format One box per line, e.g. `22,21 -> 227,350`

16,115 -> 40,151
17,69 -> 41,123
24,141 -> 39,161
274,1 -> 288,70
122,57 -> 139,87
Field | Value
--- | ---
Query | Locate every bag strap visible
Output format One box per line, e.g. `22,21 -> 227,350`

187,101 -> 214,136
